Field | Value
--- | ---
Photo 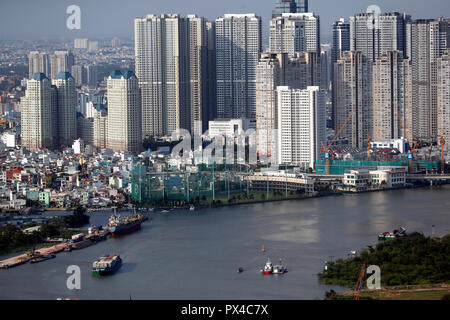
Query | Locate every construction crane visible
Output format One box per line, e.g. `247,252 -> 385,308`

362,136 -> 371,160
440,136 -> 446,174
321,110 -> 355,174
354,261 -> 367,300
392,101 -> 416,173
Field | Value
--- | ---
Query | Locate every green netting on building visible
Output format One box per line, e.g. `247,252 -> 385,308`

131,164 -> 250,204
314,160 -> 442,175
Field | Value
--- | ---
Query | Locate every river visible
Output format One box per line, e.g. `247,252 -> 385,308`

0,186 -> 449,300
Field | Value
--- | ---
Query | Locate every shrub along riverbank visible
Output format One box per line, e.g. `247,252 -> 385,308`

318,232 -> 450,289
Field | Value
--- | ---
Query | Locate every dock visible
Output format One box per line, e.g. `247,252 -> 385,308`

0,243 -> 68,269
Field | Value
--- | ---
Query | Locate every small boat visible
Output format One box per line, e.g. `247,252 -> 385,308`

262,244 -> 265,253
189,205 -> 195,211
378,226 -> 407,240
92,254 -> 122,276
237,267 -> 244,274
30,254 -> 56,264
260,259 -> 273,275
272,259 -> 288,274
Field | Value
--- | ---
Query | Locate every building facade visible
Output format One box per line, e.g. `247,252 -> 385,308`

372,51 -> 412,141
21,73 -> 56,151
270,13 -> 320,57
215,14 -> 262,120
106,70 -> 142,154
333,51 -> 372,148
52,72 -> 77,148
135,14 -> 213,137
276,86 -> 326,169
437,52 -> 450,144
350,12 -> 410,62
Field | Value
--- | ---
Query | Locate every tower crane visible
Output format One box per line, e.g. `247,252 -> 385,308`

321,110 -> 355,175
362,136 -> 371,160
440,136 -> 446,174
392,101 -> 416,173
354,260 -> 367,300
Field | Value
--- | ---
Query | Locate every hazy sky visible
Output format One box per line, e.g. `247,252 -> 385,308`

0,0 -> 448,41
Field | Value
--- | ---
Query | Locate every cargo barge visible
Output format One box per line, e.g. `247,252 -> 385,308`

92,254 -> 122,276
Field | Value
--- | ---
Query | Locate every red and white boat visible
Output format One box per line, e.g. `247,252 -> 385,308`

272,259 -> 288,274
261,259 -> 273,275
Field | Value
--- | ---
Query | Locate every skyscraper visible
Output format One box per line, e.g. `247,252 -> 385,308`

187,15 -> 210,136
52,72 -> 77,148
51,51 -> 75,79
135,14 -> 212,137
437,52 -> 450,144
350,12 -> 410,62
21,73 -> 56,151
256,53 -> 282,156
269,13 -> 320,57
106,70 -> 142,154
256,52 -> 322,157
272,0 -> 309,18
215,14 -> 262,119
28,52 -> 51,79
406,18 -> 450,142
276,86 -> 326,169
372,51 -> 412,141
93,105 -> 108,150
333,51 -> 372,148
71,65 -> 86,86
331,19 -> 350,66
331,19 -> 350,129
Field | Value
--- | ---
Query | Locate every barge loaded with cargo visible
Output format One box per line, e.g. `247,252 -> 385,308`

92,254 -> 122,276
107,213 -> 144,235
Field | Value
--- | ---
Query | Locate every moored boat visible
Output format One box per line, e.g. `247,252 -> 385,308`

30,254 -> 56,264
260,259 -> 273,275
272,259 -> 288,274
65,233 -> 93,251
107,213 -> 143,235
378,226 -> 407,240
92,254 -> 122,276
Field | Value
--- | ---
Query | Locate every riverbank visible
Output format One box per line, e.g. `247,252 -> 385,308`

328,284 -> 450,300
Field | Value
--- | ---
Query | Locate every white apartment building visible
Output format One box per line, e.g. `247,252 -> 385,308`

276,86 -> 326,169
106,70 -> 142,154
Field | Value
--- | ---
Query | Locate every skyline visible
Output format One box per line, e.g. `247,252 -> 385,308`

0,0 -> 447,41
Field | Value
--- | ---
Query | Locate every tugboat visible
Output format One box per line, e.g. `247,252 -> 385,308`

260,259 -> 273,275
272,259 -> 288,274
92,254 -> 122,276
30,254 -> 56,264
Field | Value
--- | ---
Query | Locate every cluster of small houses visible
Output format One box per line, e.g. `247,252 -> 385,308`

0,147 -> 171,212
